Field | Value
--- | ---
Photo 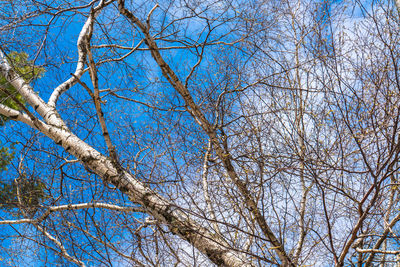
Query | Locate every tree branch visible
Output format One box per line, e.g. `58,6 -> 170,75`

47,0 -> 112,107
117,1 -> 293,265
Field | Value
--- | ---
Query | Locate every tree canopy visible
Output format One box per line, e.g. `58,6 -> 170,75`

0,0 -> 400,266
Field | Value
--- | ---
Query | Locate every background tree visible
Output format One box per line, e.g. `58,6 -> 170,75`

0,52 -> 45,215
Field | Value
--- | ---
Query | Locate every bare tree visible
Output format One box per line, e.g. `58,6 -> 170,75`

1,0 -> 400,266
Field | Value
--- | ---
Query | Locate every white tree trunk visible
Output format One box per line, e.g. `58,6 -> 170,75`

0,50 -> 252,267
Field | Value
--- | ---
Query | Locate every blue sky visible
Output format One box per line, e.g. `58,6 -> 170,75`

1,0 -> 399,266
0,1 -> 240,265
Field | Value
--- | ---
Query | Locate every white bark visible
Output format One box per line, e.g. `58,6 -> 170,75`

0,103 -> 37,128
0,49 -> 253,267
357,248 -> 400,255
0,202 -> 142,225
35,223 -> 87,267
201,139 -> 222,237
47,0 -> 112,108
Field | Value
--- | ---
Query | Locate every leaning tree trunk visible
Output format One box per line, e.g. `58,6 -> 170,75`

0,50 -> 253,267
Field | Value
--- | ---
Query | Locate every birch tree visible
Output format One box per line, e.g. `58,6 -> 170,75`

1,0 -> 400,266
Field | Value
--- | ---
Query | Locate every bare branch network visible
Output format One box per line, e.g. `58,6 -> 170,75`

0,0 -> 400,266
